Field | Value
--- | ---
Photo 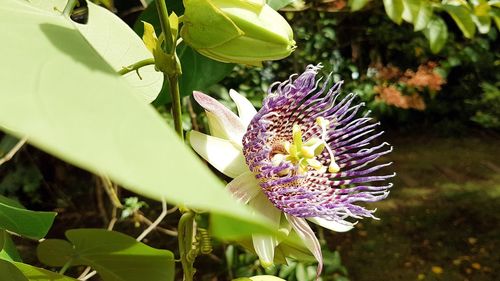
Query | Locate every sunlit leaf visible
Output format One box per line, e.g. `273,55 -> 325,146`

443,4 -> 476,38
38,229 -> 174,281
0,195 -> 56,240
424,16 -> 448,53
76,2 -> 163,103
349,0 -> 371,11
0,0 -> 276,239
0,260 -> 27,281
14,262 -> 79,281
383,0 -> 404,24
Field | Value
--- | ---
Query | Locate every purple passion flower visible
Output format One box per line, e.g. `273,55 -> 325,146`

188,64 -> 394,275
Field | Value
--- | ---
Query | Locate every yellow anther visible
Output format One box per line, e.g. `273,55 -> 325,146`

328,161 -> 340,173
306,159 -> 323,170
316,117 -> 330,129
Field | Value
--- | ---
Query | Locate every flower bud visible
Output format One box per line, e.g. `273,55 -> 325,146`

181,0 -> 296,66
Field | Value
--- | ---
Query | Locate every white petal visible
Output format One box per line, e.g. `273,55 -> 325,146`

188,130 -> 247,178
250,193 -> 282,267
285,214 -> 323,277
193,91 -> 246,144
229,89 -> 257,127
227,171 -> 261,204
308,217 -> 355,233
252,234 -> 278,268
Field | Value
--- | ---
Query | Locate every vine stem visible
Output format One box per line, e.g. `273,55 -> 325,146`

154,0 -> 184,139
178,211 -> 196,281
167,74 -> 183,139
63,0 -> 78,17
59,259 -> 73,275
0,136 -> 27,166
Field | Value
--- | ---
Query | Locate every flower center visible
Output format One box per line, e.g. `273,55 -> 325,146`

271,117 -> 340,175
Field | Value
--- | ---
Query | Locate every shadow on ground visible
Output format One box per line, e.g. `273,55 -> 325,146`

328,133 -> 500,281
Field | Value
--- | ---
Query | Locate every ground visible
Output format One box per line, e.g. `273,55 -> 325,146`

5,130 -> 500,281
329,131 -> 500,281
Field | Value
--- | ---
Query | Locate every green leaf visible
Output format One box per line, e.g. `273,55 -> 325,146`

0,0 -> 276,239
133,2 -> 235,104
0,230 -> 4,251
13,262 -> 78,281
402,0 -> 420,23
38,229 -> 175,281
349,0 -> 371,11
443,4 -> 476,38
413,1 -> 433,31
0,259 -> 27,281
268,0 -> 296,10
0,195 -> 56,240
36,239 -> 74,266
424,16 -> 448,53
0,233 -> 22,262
383,0 -> 404,24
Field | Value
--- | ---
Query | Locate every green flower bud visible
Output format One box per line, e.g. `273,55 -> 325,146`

181,0 -> 296,66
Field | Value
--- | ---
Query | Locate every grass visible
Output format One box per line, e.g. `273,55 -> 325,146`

327,133 -> 500,281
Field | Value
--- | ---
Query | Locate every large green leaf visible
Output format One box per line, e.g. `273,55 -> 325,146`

0,259 -> 27,281
0,0 -> 276,239
0,195 -> 56,240
424,16 -> 448,53
38,229 -> 174,281
77,2 -> 163,103
133,1 -> 234,104
13,262 -> 79,281
443,4 -> 476,38
383,0 -> 404,24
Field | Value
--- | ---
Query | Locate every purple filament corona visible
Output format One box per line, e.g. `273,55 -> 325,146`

242,64 -> 394,222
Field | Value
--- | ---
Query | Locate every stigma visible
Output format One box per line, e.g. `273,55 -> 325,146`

271,117 -> 340,175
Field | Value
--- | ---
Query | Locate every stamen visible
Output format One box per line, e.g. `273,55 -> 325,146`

315,117 -> 340,173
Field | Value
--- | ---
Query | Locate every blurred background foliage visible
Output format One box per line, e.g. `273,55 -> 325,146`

214,0 -> 500,134
0,0 -> 499,280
